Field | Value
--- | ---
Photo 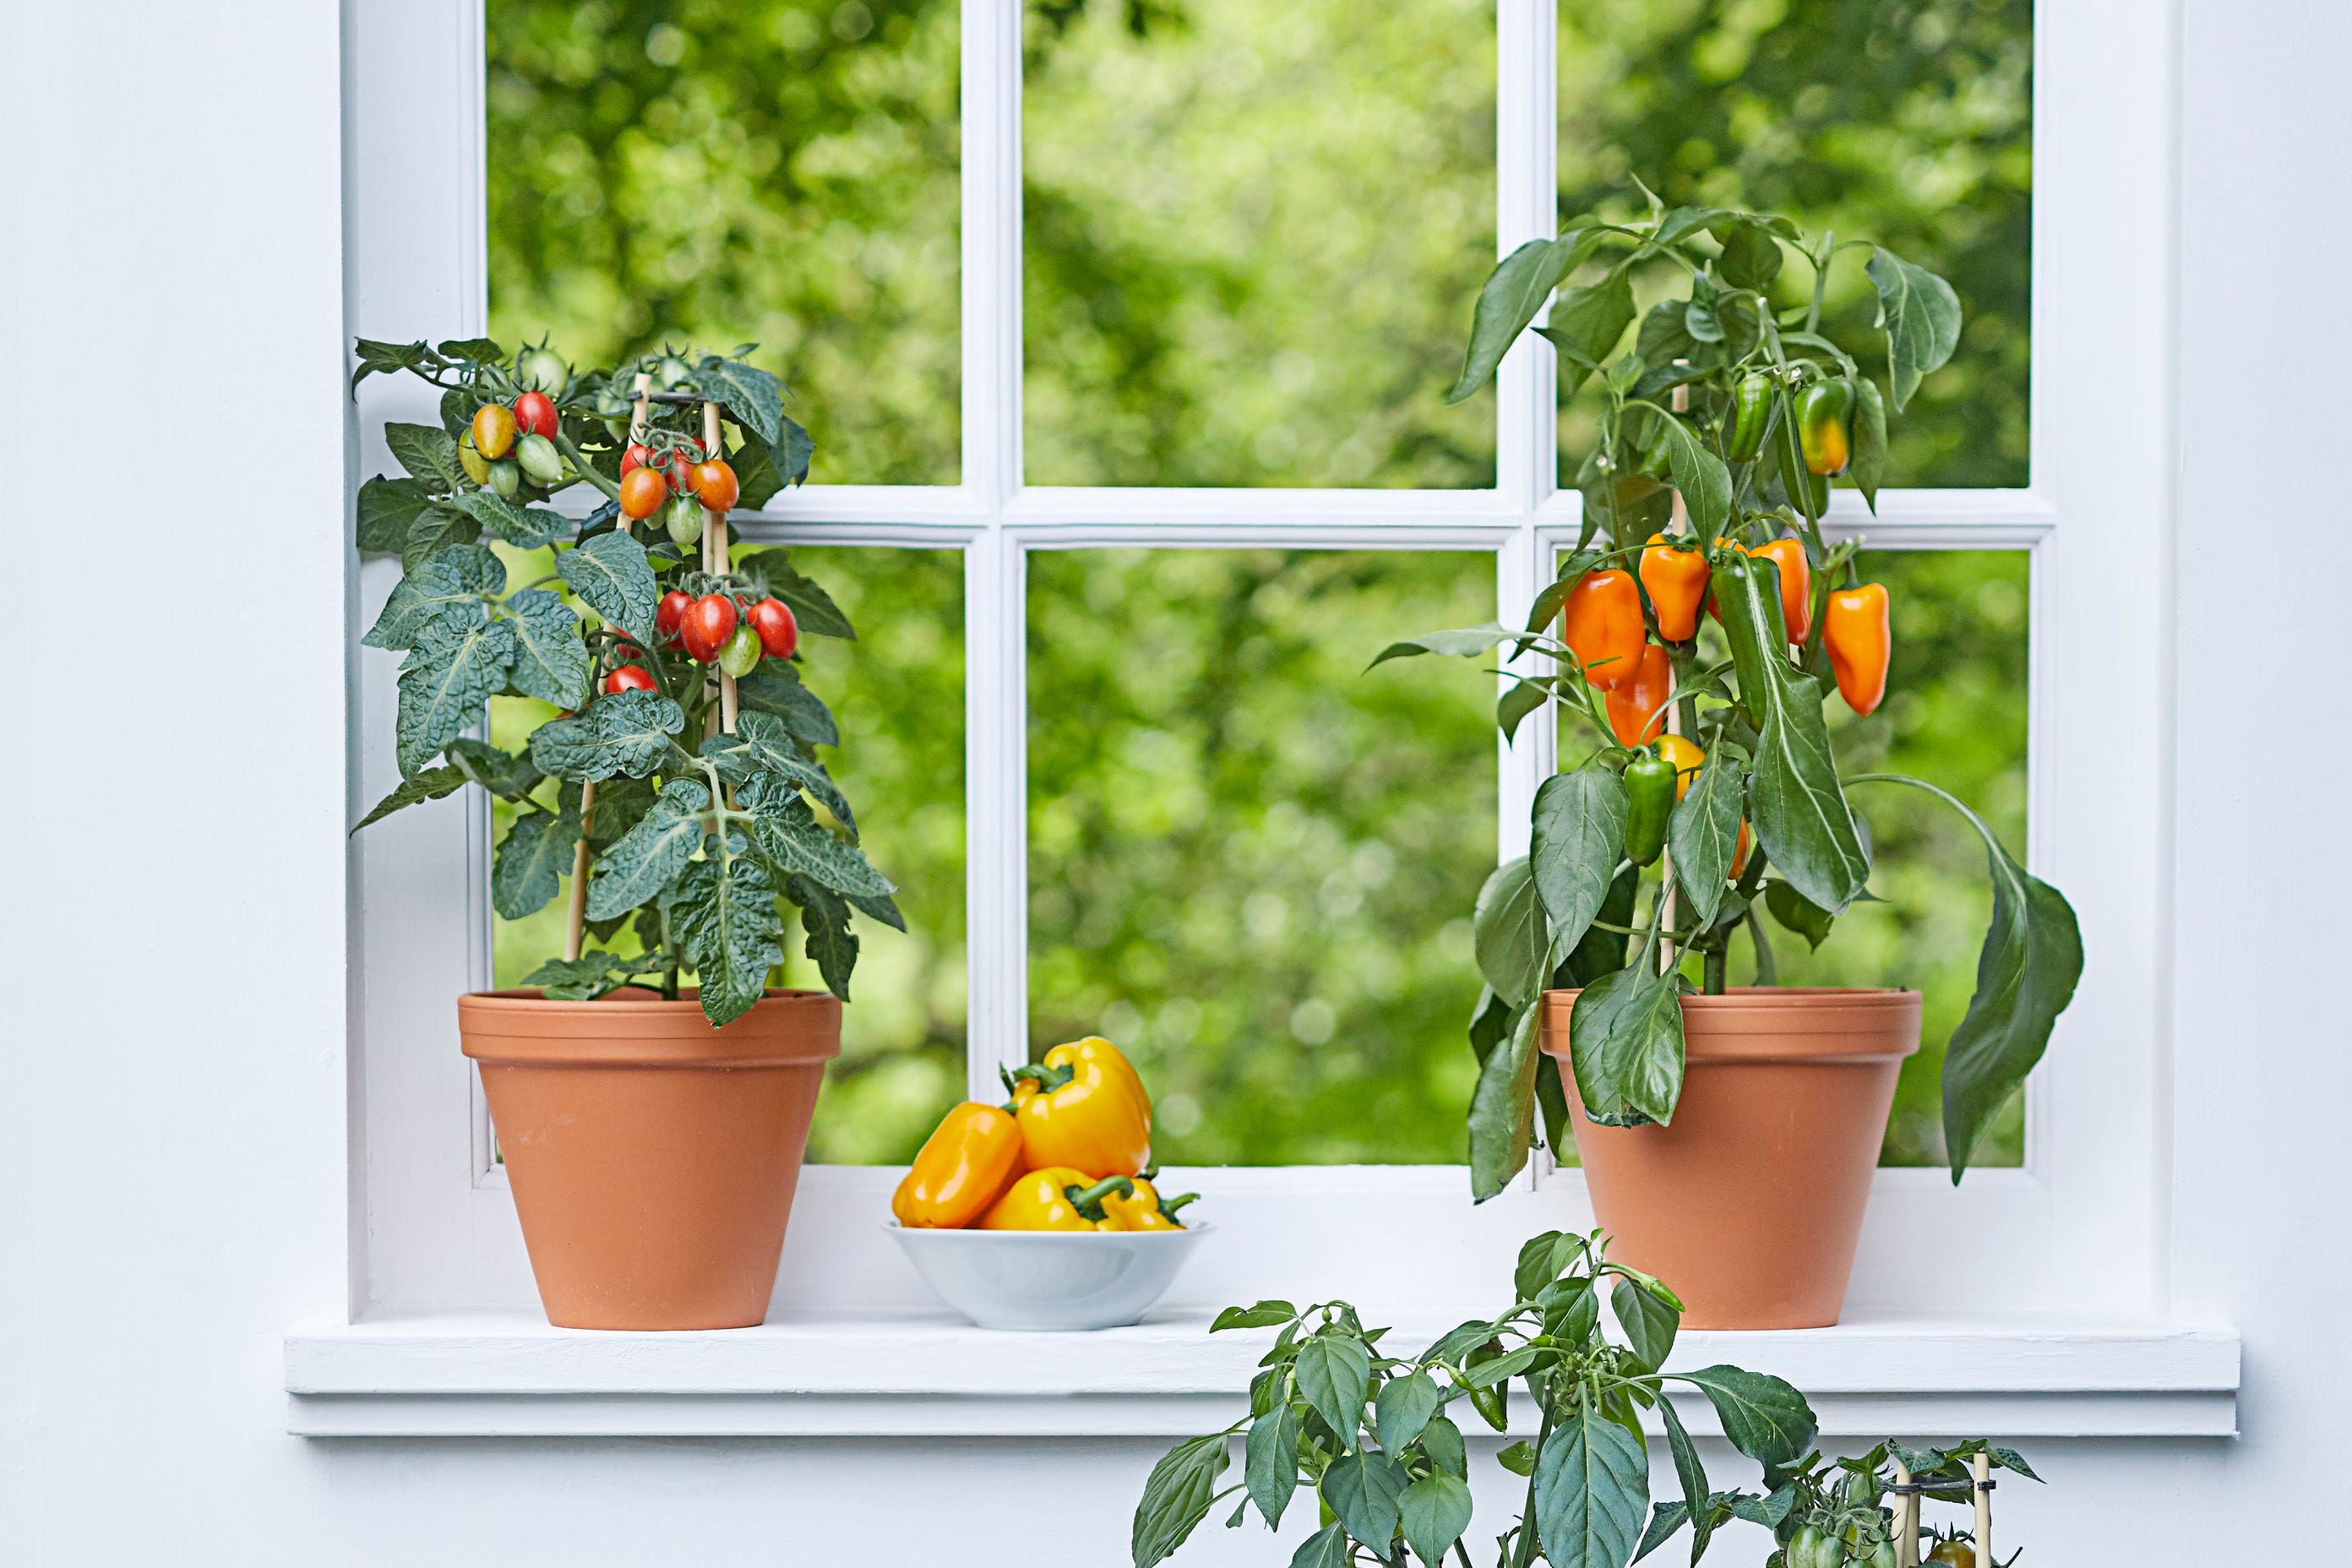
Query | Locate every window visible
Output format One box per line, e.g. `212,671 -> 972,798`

346,0 -> 2175,1323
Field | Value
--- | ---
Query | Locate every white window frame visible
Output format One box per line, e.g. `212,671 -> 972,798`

345,0 -> 2175,1326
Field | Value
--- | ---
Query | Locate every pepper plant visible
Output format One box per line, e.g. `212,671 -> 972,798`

349,336 -> 898,1026
1373,193 -> 2082,1192
1131,1229 -> 1818,1568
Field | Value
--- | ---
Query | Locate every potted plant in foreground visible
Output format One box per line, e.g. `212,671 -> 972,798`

351,336 -> 897,1329
1375,195 -> 2082,1327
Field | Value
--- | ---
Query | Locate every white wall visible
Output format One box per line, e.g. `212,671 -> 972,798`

1,0 -> 2342,1561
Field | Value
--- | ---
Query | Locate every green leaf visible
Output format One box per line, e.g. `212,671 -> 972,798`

1244,1399 -> 1299,1527
520,949 -> 651,1002
395,618 -> 515,776
1730,1485 -> 1798,1527
1634,1501 -> 1690,1563
1462,1346 -> 1538,1388
1611,1276 -> 1680,1374
1499,1440 -> 1538,1477
1853,774 -> 2083,1180
1639,409 -> 1732,535
789,873 -> 860,1000
1321,1451 -> 1410,1554
1567,959 -> 1687,1128
585,780 -> 710,920
1668,742 -> 1747,930
1656,1400 -> 1712,1565
362,543 -> 503,651
530,689 -> 686,782
1131,1433 -> 1230,1568
448,737 -> 542,801
1849,377 -> 1888,513
716,714 -> 861,839
1467,999 -> 1542,1202
1546,270 -> 1638,395
671,841 -> 785,1026
1368,621 -> 1520,669
1293,1335 -> 1373,1446
1400,1473 -> 1474,1565
1375,1372 -> 1443,1453
730,433 -> 787,509
350,337 -> 433,389
384,422 -> 467,492
696,357 -> 786,448
556,529 -> 660,643
1499,676 -> 1551,743
1534,1403 -> 1649,1568
1213,1300 -> 1298,1331
1671,1366 -> 1817,1468
1418,1414 -> 1467,1479
1714,549 -> 1870,913
734,550 -> 853,639
436,336 -> 504,362
491,803 -> 580,920
357,476 -> 434,554
446,487 -> 573,549
502,589 -> 591,709
401,507 -> 481,569
1763,880 -> 1833,951
1717,222 -> 1783,290
352,765 -> 468,832
1866,246 -> 1963,411
734,662 -> 839,749
747,787 -> 892,901
1986,1446 -> 2041,1481
1532,763 -> 1631,956
1554,866 -> 1637,988
1288,1523 -> 1352,1568
1446,231 -> 1603,402
1473,857 -> 1548,1008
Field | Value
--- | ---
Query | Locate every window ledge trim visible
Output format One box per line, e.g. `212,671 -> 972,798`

286,1309 -> 2239,1440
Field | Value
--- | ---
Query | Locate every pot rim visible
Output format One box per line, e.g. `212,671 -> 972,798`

1538,984 -> 1921,1061
459,987 -> 842,1066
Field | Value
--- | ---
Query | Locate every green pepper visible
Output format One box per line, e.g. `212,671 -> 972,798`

1724,371 -> 1773,461
1796,378 -> 1855,476
1623,747 -> 1676,868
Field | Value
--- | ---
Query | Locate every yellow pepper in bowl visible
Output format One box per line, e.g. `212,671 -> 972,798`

1006,1036 -> 1152,1177
979,1167 -> 1135,1231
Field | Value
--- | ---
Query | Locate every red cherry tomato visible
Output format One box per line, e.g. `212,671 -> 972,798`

747,596 -> 798,660
666,450 -> 697,494
618,466 -> 667,520
692,460 -> 740,513
603,664 -> 657,694
655,589 -> 694,646
621,443 -> 654,477
512,390 -> 558,441
680,594 -> 739,664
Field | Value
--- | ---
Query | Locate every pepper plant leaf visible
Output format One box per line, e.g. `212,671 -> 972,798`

1321,1451 -> 1410,1555
1131,1432 -> 1229,1568
1533,1402 -> 1650,1568
530,689 -> 686,782
1288,1523 -> 1353,1568
1667,742 -> 1748,931
556,528 -> 660,644
1714,549 -> 1869,912
363,543 -> 503,651
1531,762 -> 1630,955
1567,956 -> 1687,1129
1655,1398 -> 1712,1564
1866,246 -> 1963,411
1375,1371 -> 1443,1454
1473,856 -> 1549,1008
1446,231 -> 1605,402
1637,406 -> 1733,535
1293,1334 -> 1373,1446
585,780 -> 710,921
1852,774 -> 2084,1180
1467,1000 -> 1542,1201
1611,1276 -> 1680,1375
395,618 -> 515,776
1399,1472 -> 1474,1565
1849,377 -> 1889,513
1669,1366 -> 1817,1469
491,803 -> 580,921
1244,1398 -> 1299,1527
502,589 -> 592,710
1368,621 -> 1522,670
1763,879 -> 1833,951
1543,270 -> 1638,396
670,840 -> 784,1026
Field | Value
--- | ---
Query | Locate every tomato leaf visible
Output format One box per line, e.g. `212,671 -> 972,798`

556,529 -> 661,645
492,803 -> 580,921
1533,1402 -> 1650,1568
351,764 -> 469,833
712,713 -> 860,840
1866,246 -> 1963,411
784,872 -> 858,1001
670,838 -> 785,1026
363,544 -> 503,651
695,357 -> 787,449
529,689 -> 687,783
384,422 -> 468,493
401,508 -> 482,569
395,618 -> 515,776
357,476 -> 435,554
585,779 -> 710,921
501,589 -> 591,710
351,337 -> 433,390
735,662 -> 839,749
733,549 -> 852,639
746,788 -> 893,901
448,487 -> 572,549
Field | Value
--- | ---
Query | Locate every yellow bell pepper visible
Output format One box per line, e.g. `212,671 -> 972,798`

1100,1176 -> 1200,1232
890,1101 -> 1025,1229
978,1167 -> 1135,1231
1007,1036 -> 1152,1177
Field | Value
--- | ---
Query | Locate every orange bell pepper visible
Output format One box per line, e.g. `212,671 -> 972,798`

1746,537 -> 1812,643
1560,569 -> 1647,689
891,1101 -> 1025,1229
1009,1036 -> 1152,1178
1824,582 -> 1892,716
1604,644 -> 1674,748
979,1167 -> 1133,1231
1637,534 -> 1709,643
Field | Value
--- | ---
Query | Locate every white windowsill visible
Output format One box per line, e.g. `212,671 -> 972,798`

286,1308 -> 2239,1439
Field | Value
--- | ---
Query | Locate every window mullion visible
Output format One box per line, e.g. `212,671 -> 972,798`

1494,0 -> 1557,513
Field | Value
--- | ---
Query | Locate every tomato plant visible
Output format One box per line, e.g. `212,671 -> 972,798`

349,337 -> 850,1027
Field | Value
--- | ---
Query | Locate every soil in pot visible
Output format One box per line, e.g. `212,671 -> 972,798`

1540,986 -> 1920,1330
460,988 -> 841,1331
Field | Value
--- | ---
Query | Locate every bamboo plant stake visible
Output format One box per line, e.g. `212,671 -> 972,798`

1891,1458 -> 1919,1567
1658,377 -> 1690,974
701,399 -> 739,736
1971,1452 -> 1993,1568
560,372 -> 653,964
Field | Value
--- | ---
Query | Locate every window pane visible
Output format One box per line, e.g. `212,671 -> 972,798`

489,544 -> 966,1165
1026,549 -> 1494,1163
486,0 -> 961,485
1022,1 -> 1497,488
1556,0 -> 2031,487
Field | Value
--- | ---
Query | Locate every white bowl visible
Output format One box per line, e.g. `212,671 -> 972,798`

886,1222 -> 1213,1331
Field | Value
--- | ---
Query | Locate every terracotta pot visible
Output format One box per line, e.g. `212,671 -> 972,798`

459,988 -> 841,1331
1539,986 -> 1920,1330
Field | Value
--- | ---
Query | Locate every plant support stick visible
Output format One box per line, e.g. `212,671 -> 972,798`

1658,376 -> 1690,975
705,399 -> 738,735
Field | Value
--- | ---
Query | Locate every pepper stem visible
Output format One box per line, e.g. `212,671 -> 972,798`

1064,1176 -> 1135,1222
1158,1192 -> 1200,1217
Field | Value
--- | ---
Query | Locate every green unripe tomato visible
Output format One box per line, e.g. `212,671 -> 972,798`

664,493 -> 705,548
1841,1469 -> 1882,1509
1788,1523 -> 1833,1568
517,346 -> 569,394
487,457 -> 521,499
514,432 -> 564,487
717,623 -> 763,678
